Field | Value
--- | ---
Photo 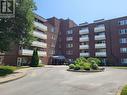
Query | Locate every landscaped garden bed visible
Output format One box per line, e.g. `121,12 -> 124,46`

120,85 -> 127,95
0,66 -> 29,76
67,57 -> 105,72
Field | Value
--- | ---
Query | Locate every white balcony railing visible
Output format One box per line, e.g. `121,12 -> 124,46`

34,21 -> 48,32
0,52 -> 5,55
94,25 -> 105,32
80,37 -> 89,42
32,41 -> 47,48
33,31 -> 47,40
80,45 -> 89,49
95,35 -> 106,40
95,43 -> 106,48
79,28 -> 89,34
19,49 -> 47,57
80,53 -> 90,57
95,52 -> 107,57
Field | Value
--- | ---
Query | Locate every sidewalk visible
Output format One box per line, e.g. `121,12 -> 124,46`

0,68 -> 32,84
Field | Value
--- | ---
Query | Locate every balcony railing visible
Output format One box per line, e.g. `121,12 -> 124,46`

80,45 -> 89,49
34,21 -> 48,32
80,37 -> 89,42
33,31 -> 47,39
95,52 -> 107,57
95,43 -> 106,48
79,28 -> 89,34
19,49 -> 47,57
94,25 -> 105,32
80,53 -> 90,57
32,41 -> 47,48
95,35 -> 106,40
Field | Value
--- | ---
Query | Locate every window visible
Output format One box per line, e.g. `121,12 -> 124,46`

95,32 -> 105,36
120,48 -> 127,53
119,20 -> 127,25
120,38 -> 127,44
119,29 -> 127,35
80,27 -> 89,30
80,34 -> 88,38
96,49 -> 106,52
80,42 -> 88,45
67,30 -> 73,35
51,43 -> 55,47
50,50 -> 55,55
80,50 -> 89,53
96,40 -> 106,44
51,27 -> 55,32
51,35 -> 56,40
66,37 -> 73,41
121,58 -> 127,64
0,57 -> 2,64
66,50 -> 73,55
66,43 -> 73,48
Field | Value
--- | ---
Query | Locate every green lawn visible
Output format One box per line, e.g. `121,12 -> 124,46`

121,85 -> 127,95
0,66 -> 29,76
112,67 -> 127,69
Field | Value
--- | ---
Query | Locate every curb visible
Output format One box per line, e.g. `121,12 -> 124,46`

67,69 -> 104,73
0,67 -> 33,84
116,86 -> 123,95
0,72 -> 27,84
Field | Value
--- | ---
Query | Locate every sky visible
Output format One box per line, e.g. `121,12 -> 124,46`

34,0 -> 127,24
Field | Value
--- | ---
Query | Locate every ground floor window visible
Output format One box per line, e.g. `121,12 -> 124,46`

0,56 -> 4,64
121,58 -> 127,64
17,57 -> 31,66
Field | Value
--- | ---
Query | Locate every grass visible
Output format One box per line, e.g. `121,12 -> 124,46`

121,85 -> 127,95
112,67 -> 127,69
0,66 -> 29,76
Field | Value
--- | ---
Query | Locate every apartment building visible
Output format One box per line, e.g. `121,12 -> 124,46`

79,17 -> 127,66
0,14 -> 127,66
46,17 -> 78,64
0,14 -> 48,66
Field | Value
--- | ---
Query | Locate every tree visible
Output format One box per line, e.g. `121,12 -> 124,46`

30,49 -> 39,67
0,0 -> 36,52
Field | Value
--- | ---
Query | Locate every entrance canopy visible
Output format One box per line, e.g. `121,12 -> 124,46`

52,56 -> 65,60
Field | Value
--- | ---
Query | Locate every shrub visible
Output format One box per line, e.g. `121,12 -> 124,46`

0,66 -> 16,76
38,63 -> 45,67
121,85 -> 127,95
87,57 -> 101,65
30,49 -> 39,67
91,63 -> 99,70
84,63 -> 91,70
74,64 -> 80,70
74,57 -> 87,65
69,64 -> 75,69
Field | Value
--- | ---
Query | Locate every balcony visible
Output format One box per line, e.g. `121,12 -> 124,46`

80,37 -> 89,42
79,28 -> 89,34
80,45 -> 89,49
34,21 -> 48,32
32,41 -> 47,48
95,43 -> 106,48
33,31 -> 47,39
19,49 -> 47,57
95,52 -> 107,57
94,25 -> 105,32
0,52 -> 5,55
95,35 -> 106,40
80,53 -> 90,57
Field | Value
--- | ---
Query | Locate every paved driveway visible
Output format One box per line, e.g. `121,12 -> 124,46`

0,66 -> 127,95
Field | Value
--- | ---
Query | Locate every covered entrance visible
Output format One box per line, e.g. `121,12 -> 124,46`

52,56 -> 65,65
